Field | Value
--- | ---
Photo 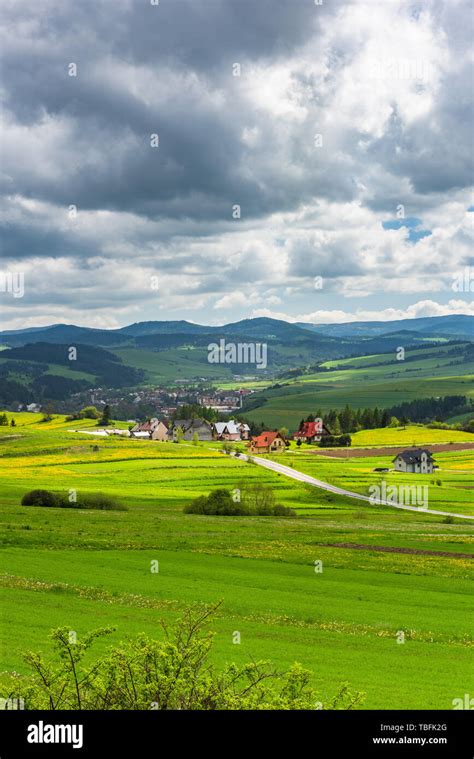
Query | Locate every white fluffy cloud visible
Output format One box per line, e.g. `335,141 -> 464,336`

253,299 -> 474,325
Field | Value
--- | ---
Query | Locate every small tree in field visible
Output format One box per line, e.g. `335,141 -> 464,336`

98,405 -> 112,426
41,407 -> 54,423
192,431 -> 200,446
81,406 -> 100,419
175,426 -> 184,443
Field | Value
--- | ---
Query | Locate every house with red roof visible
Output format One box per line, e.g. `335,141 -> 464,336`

247,431 -> 286,454
293,419 -> 331,444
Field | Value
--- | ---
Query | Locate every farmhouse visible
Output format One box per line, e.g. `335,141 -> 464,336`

130,418 -> 168,441
393,449 -> 435,474
238,422 -> 250,440
169,418 -> 214,441
213,420 -> 250,441
131,418 -> 158,434
150,421 -> 168,440
248,431 -> 286,454
294,419 -> 331,444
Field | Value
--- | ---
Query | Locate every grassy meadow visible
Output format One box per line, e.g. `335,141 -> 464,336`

241,344 -> 474,429
0,412 -> 472,710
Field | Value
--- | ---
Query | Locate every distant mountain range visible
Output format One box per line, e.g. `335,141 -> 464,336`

0,315 -> 472,405
296,314 -> 474,339
1,314 -> 472,347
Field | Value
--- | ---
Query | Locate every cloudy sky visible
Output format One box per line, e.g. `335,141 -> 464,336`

1,0 -> 473,330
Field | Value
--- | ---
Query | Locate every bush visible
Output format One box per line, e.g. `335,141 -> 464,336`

184,488 -> 296,517
319,434 -> 351,448
73,492 -> 127,511
7,604 -> 364,710
21,489 -> 60,508
273,504 -> 297,517
21,489 -> 126,511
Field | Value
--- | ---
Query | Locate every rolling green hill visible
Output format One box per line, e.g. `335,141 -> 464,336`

242,343 -> 474,429
0,317 -> 473,407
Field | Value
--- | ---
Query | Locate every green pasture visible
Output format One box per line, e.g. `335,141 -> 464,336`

244,375 -> 474,429
0,412 -> 472,710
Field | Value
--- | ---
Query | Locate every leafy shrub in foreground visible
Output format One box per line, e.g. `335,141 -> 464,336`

21,489 -> 126,511
6,603 -> 364,710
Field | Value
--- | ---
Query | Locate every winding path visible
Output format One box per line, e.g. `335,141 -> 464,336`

232,453 -> 474,521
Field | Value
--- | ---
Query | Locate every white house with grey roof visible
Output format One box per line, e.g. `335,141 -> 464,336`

392,449 -> 435,474
213,420 -> 250,441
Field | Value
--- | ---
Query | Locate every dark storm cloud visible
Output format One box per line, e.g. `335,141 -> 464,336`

1,0 -> 346,222
368,77 -> 474,197
0,220 -> 97,261
1,0 -> 473,328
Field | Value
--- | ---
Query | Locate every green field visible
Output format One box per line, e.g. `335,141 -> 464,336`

274,447 -> 474,518
0,412 -> 473,709
112,346 -> 235,383
242,343 -> 474,431
349,425 -> 474,447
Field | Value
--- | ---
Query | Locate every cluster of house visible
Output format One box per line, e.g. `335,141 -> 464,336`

130,417 -> 250,442
111,415 -> 439,474
129,415 -> 331,451
247,419 -> 332,453
65,386 -> 254,422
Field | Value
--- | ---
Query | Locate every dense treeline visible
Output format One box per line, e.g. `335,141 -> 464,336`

0,342 -> 146,404
247,395 -> 473,438
387,395 -> 471,423
0,378 -> 32,405
3,343 -> 145,388
32,375 -> 90,400
297,395 -> 472,434
299,407 -> 393,434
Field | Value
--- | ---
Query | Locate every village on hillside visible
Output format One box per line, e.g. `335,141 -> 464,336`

96,415 -> 331,452
70,414 -> 438,472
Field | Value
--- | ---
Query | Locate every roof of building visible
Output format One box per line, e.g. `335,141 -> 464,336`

214,420 -> 241,435
131,417 -> 164,433
214,422 -> 228,434
393,448 -> 435,463
294,420 -> 323,438
250,431 -> 283,448
173,418 -> 212,430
